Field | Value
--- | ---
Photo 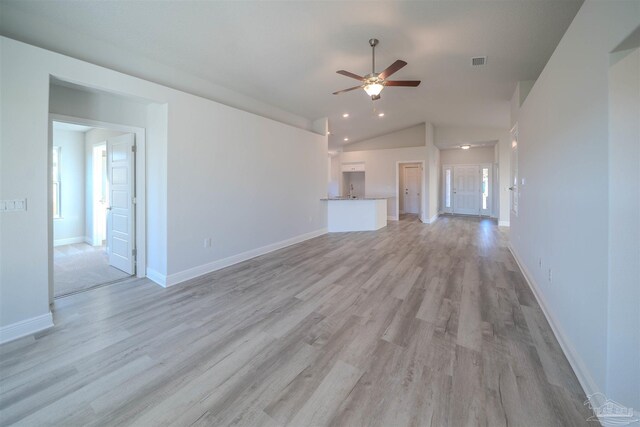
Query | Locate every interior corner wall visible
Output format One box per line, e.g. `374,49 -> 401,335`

511,0 -> 639,406
607,46 -> 640,409
52,128 -> 85,245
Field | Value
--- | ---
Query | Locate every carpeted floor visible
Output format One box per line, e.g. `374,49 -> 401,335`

54,243 -> 131,297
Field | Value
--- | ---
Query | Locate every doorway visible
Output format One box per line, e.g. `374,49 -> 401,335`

442,163 -> 493,216
402,164 -> 421,214
50,116 -> 143,298
396,161 -> 425,221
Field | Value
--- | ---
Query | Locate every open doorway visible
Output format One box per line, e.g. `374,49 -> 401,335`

51,120 -> 137,297
396,161 -> 425,222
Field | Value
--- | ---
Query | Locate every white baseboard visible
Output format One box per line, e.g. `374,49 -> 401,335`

53,236 -> 85,247
163,228 -> 328,288
0,312 -> 53,344
429,213 -> 439,223
84,236 -> 93,245
146,267 -> 167,287
508,244 -> 600,400
499,220 -> 510,227
387,215 -> 398,221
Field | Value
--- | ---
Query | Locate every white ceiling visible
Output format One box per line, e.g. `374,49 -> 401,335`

52,121 -> 93,133
0,1 -> 582,150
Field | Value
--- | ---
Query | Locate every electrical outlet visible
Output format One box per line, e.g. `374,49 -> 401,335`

548,268 -> 552,283
204,237 -> 212,248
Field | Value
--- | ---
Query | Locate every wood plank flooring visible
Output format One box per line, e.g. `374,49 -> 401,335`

0,215 -> 594,426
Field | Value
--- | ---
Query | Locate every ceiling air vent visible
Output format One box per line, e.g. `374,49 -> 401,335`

471,56 -> 487,67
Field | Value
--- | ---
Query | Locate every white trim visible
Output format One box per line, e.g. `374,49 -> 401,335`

146,268 -> 166,287
0,312 -> 53,344
499,220 -> 510,227
428,213 -> 439,224
53,236 -> 85,247
163,228 -> 328,288
508,244 -> 600,401
395,160 -> 426,223
387,215 -> 398,221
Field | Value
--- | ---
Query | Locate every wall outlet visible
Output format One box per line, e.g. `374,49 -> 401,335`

204,237 -> 212,248
548,268 -> 552,283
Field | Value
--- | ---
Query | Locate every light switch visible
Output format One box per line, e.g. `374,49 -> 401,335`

0,199 -> 27,212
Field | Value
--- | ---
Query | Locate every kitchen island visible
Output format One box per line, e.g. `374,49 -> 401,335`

321,197 -> 387,232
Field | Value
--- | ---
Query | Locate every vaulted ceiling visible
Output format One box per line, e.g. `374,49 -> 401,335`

0,0 -> 582,149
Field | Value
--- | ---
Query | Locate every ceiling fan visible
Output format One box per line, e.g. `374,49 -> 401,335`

333,38 -> 421,101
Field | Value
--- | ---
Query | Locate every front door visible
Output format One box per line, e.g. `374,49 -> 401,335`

453,165 -> 480,215
107,133 -> 135,275
403,166 -> 420,214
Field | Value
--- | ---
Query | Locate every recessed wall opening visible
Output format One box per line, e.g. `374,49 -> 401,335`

395,161 -> 425,222
51,121 -> 135,297
48,78 -> 152,302
440,144 -> 496,218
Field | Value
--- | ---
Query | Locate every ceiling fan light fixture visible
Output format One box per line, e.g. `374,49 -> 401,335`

364,83 -> 384,97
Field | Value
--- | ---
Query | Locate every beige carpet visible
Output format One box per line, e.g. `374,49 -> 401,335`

54,243 -> 131,297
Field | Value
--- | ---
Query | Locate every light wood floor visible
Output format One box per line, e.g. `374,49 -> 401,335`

1,216 -> 592,426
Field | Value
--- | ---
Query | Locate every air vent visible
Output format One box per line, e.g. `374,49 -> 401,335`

471,56 -> 487,67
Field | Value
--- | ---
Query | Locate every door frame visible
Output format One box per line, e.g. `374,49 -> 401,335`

401,164 -> 421,214
395,160 -> 426,222
48,113 -> 146,304
442,162 -> 494,217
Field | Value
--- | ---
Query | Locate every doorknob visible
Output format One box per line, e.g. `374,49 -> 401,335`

508,187 -> 515,191
106,206 -> 112,211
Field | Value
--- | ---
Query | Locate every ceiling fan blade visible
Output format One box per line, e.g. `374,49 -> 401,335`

336,70 -> 364,81
378,60 -> 407,79
384,80 -> 421,87
332,85 -> 363,95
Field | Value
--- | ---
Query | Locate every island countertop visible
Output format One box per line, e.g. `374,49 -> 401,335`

320,197 -> 388,201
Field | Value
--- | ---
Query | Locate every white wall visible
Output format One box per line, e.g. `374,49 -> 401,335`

440,146 -> 495,165
339,146 -> 427,220
84,128 -> 125,244
0,37 -> 327,338
511,0 -> 639,409
343,123 -> 426,152
328,155 -> 340,197
166,94 -> 327,277
52,128 -> 85,245
425,123 -> 439,221
607,46 -> 639,409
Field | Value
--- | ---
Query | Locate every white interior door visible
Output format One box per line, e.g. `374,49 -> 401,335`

453,165 -> 480,215
403,166 -> 420,214
107,133 -> 135,275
